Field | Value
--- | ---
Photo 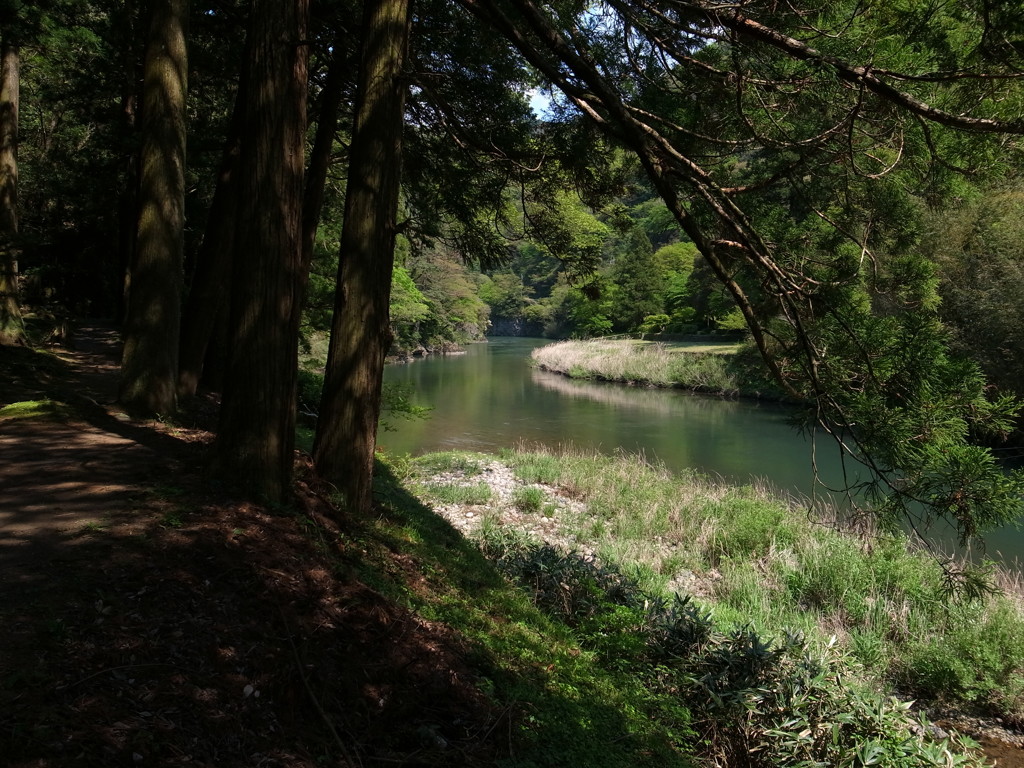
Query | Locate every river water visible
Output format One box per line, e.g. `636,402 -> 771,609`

379,337 -> 1023,566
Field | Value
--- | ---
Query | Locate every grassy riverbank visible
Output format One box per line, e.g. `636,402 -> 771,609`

393,447 -> 1024,765
531,338 -> 778,398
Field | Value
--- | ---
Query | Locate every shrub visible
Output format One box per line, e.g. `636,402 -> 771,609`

901,599 -> 1024,716
708,498 -> 797,562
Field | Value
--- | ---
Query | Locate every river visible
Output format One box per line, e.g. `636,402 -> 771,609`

379,337 -> 1023,566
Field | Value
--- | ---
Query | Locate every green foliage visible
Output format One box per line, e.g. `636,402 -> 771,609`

901,600 -> 1024,713
637,313 -> 670,335
564,279 -> 615,338
476,528 -> 985,768
404,249 -> 489,350
610,228 -> 663,332
929,184 -> 1024,403
389,266 -> 431,348
478,272 -> 533,320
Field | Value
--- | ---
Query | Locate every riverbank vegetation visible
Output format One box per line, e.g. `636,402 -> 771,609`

399,447 -> 1024,763
530,338 -> 782,398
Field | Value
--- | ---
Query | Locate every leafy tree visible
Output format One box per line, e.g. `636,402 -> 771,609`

656,242 -> 699,330
389,265 -> 430,349
458,0 -> 1024,560
407,247 -> 489,346
929,184 -> 1024,403
610,227 -> 661,332
479,272 -> 533,322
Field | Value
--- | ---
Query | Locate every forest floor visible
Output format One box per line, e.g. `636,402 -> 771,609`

0,325 -> 502,767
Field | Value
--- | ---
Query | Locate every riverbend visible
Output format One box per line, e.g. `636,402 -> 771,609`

380,337 -> 1024,566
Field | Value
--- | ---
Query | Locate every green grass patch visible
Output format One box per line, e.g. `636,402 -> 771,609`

412,451 -> 486,476
491,446 -> 1024,725
0,399 -> 71,421
512,486 -> 546,514
424,481 -> 493,505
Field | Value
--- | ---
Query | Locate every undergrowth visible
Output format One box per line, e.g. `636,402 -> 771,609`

367,450 -> 1023,765
477,528 -> 985,767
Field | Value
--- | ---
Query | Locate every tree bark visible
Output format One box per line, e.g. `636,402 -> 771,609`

313,0 -> 412,514
116,0 -> 141,326
216,0 -> 309,503
119,0 -> 188,414
300,36 -> 347,301
177,74 -> 246,399
0,35 -> 22,346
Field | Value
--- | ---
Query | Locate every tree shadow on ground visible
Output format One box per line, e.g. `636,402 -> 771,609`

371,460 -> 695,767
1,466 -> 503,767
0,452 -> 694,767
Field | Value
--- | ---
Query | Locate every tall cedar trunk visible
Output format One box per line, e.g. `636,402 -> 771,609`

313,0 -> 411,514
116,0 -> 140,325
0,36 -> 22,345
300,37 -> 347,288
216,0 -> 308,502
177,76 -> 246,398
119,0 -> 188,415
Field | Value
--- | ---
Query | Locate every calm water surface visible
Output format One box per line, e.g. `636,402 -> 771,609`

379,337 -> 1023,565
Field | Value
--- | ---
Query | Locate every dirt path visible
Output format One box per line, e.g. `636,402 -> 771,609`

0,325 -> 204,588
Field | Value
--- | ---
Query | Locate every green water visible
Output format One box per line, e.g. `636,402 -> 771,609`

379,337 -> 1023,565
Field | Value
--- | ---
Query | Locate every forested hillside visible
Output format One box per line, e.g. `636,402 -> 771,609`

2,0 -> 1023,568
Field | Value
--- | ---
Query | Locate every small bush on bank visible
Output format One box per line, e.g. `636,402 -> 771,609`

512,485 -> 546,514
900,600 -> 1024,716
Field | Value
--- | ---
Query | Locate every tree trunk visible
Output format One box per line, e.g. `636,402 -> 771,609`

313,0 -> 411,514
301,36 -> 347,287
216,0 -> 309,503
115,0 -> 141,326
119,0 -> 188,415
0,36 -> 22,346
177,75 -> 246,399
